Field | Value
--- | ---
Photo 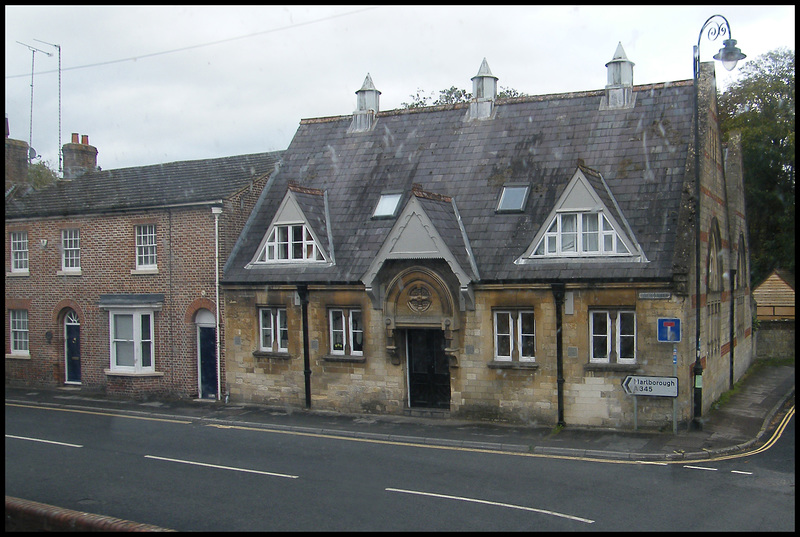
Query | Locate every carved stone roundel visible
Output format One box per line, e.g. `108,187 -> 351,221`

407,285 -> 432,313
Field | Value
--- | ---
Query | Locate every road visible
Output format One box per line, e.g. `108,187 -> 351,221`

5,400 -> 795,531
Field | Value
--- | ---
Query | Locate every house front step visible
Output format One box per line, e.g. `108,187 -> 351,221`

403,408 -> 450,419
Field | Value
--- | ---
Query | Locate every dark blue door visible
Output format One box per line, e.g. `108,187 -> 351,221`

66,323 -> 80,383
199,327 -> 217,399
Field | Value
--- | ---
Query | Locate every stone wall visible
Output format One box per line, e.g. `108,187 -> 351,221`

756,320 -> 795,360
224,278 -> 751,430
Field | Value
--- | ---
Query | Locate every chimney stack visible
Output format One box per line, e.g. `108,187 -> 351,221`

62,132 -> 98,180
5,115 -> 30,193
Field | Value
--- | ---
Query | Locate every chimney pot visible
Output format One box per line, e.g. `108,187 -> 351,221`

62,133 -> 97,179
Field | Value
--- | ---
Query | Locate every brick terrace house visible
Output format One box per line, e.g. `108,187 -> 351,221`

221,44 -> 754,430
5,130 -> 282,400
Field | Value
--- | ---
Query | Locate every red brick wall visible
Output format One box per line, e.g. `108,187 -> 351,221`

5,197 -> 258,399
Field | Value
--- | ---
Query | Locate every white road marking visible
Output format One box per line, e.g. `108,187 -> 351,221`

684,465 -> 718,471
731,470 -> 753,475
5,434 -> 83,448
144,455 -> 299,479
385,487 -> 594,524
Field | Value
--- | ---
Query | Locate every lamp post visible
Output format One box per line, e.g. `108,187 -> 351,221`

692,15 -> 746,427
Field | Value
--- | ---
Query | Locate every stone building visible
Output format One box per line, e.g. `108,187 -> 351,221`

5,130 -> 281,399
221,44 -> 754,429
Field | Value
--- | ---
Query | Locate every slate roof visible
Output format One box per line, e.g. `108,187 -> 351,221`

225,80 -> 695,285
5,152 -> 283,218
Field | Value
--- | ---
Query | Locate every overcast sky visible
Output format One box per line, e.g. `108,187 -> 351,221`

5,5 -> 795,172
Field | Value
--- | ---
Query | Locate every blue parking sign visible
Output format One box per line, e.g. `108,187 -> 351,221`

657,318 -> 681,342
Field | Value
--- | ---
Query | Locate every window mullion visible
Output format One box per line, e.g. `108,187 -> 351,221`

344,313 -> 352,355
133,312 -> 141,370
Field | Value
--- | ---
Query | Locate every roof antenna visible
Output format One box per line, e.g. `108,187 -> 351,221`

16,41 -> 52,163
34,39 -> 62,175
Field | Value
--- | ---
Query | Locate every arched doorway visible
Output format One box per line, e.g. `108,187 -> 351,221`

384,266 -> 459,410
64,310 -> 81,384
195,309 -> 217,399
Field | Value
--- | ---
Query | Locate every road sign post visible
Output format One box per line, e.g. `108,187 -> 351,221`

657,319 -> 682,434
622,375 -> 679,431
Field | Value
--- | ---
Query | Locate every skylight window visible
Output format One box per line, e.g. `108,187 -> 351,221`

373,193 -> 402,218
497,185 -> 530,212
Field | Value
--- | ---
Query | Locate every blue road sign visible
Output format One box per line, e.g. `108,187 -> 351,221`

657,318 -> 681,342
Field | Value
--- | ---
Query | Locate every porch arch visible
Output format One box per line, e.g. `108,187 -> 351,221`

383,265 -> 460,367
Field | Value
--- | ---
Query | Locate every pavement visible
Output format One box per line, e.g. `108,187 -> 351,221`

5,361 -> 794,463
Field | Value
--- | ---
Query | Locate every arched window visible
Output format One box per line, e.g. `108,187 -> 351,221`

735,235 -> 748,338
705,221 -> 723,358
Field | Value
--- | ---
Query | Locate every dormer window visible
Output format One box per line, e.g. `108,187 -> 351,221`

256,223 -> 325,262
532,211 -> 630,256
496,185 -> 529,212
373,193 -> 402,218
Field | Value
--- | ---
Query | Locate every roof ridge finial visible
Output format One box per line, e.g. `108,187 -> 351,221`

475,57 -> 496,78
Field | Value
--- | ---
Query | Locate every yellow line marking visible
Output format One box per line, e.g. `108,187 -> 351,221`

206,404 -> 795,465
8,401 -> 792,466
6,402 -> 192,424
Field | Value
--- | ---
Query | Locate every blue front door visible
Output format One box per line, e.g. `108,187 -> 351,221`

65,315 -> 81,383
199,326 -> 217,399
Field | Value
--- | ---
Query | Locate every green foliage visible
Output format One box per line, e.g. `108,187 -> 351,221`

498,86 -> 525,99
27,159 -> 59,189
401,86 -> 527,109
435,86 -> 471,105
719,48 -> 795,284
401,88 -> 434,109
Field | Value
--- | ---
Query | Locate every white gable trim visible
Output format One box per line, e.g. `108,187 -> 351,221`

361,196 -> 473,302
516,168 -> 644,263
246,190 -> 331,267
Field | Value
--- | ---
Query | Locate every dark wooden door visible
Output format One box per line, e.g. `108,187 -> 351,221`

407,329 -> 450,409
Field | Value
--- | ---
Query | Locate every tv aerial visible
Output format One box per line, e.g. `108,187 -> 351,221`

16,41 -> 52,163
34,39 -> 63,173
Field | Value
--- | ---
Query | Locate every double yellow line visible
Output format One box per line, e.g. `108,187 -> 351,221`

5,402 -> 192,424
704,403 -> 795,463
7,400 -> 794,464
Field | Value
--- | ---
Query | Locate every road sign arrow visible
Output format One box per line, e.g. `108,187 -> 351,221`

622,376 -> 633,394
621,375 -> 678,397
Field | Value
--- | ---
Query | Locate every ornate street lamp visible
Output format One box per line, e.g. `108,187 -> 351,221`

692,15 -> 746,427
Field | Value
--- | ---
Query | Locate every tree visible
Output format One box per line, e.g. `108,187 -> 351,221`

27,159 -> 59,189
401,86 -> 526,108
719,48 -> 795,283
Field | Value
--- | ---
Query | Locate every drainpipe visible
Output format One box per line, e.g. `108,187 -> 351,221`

297,285 -> 312,408
552,283 -> 566,427
729,268 -> 736,389
211,206 -> 222,401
